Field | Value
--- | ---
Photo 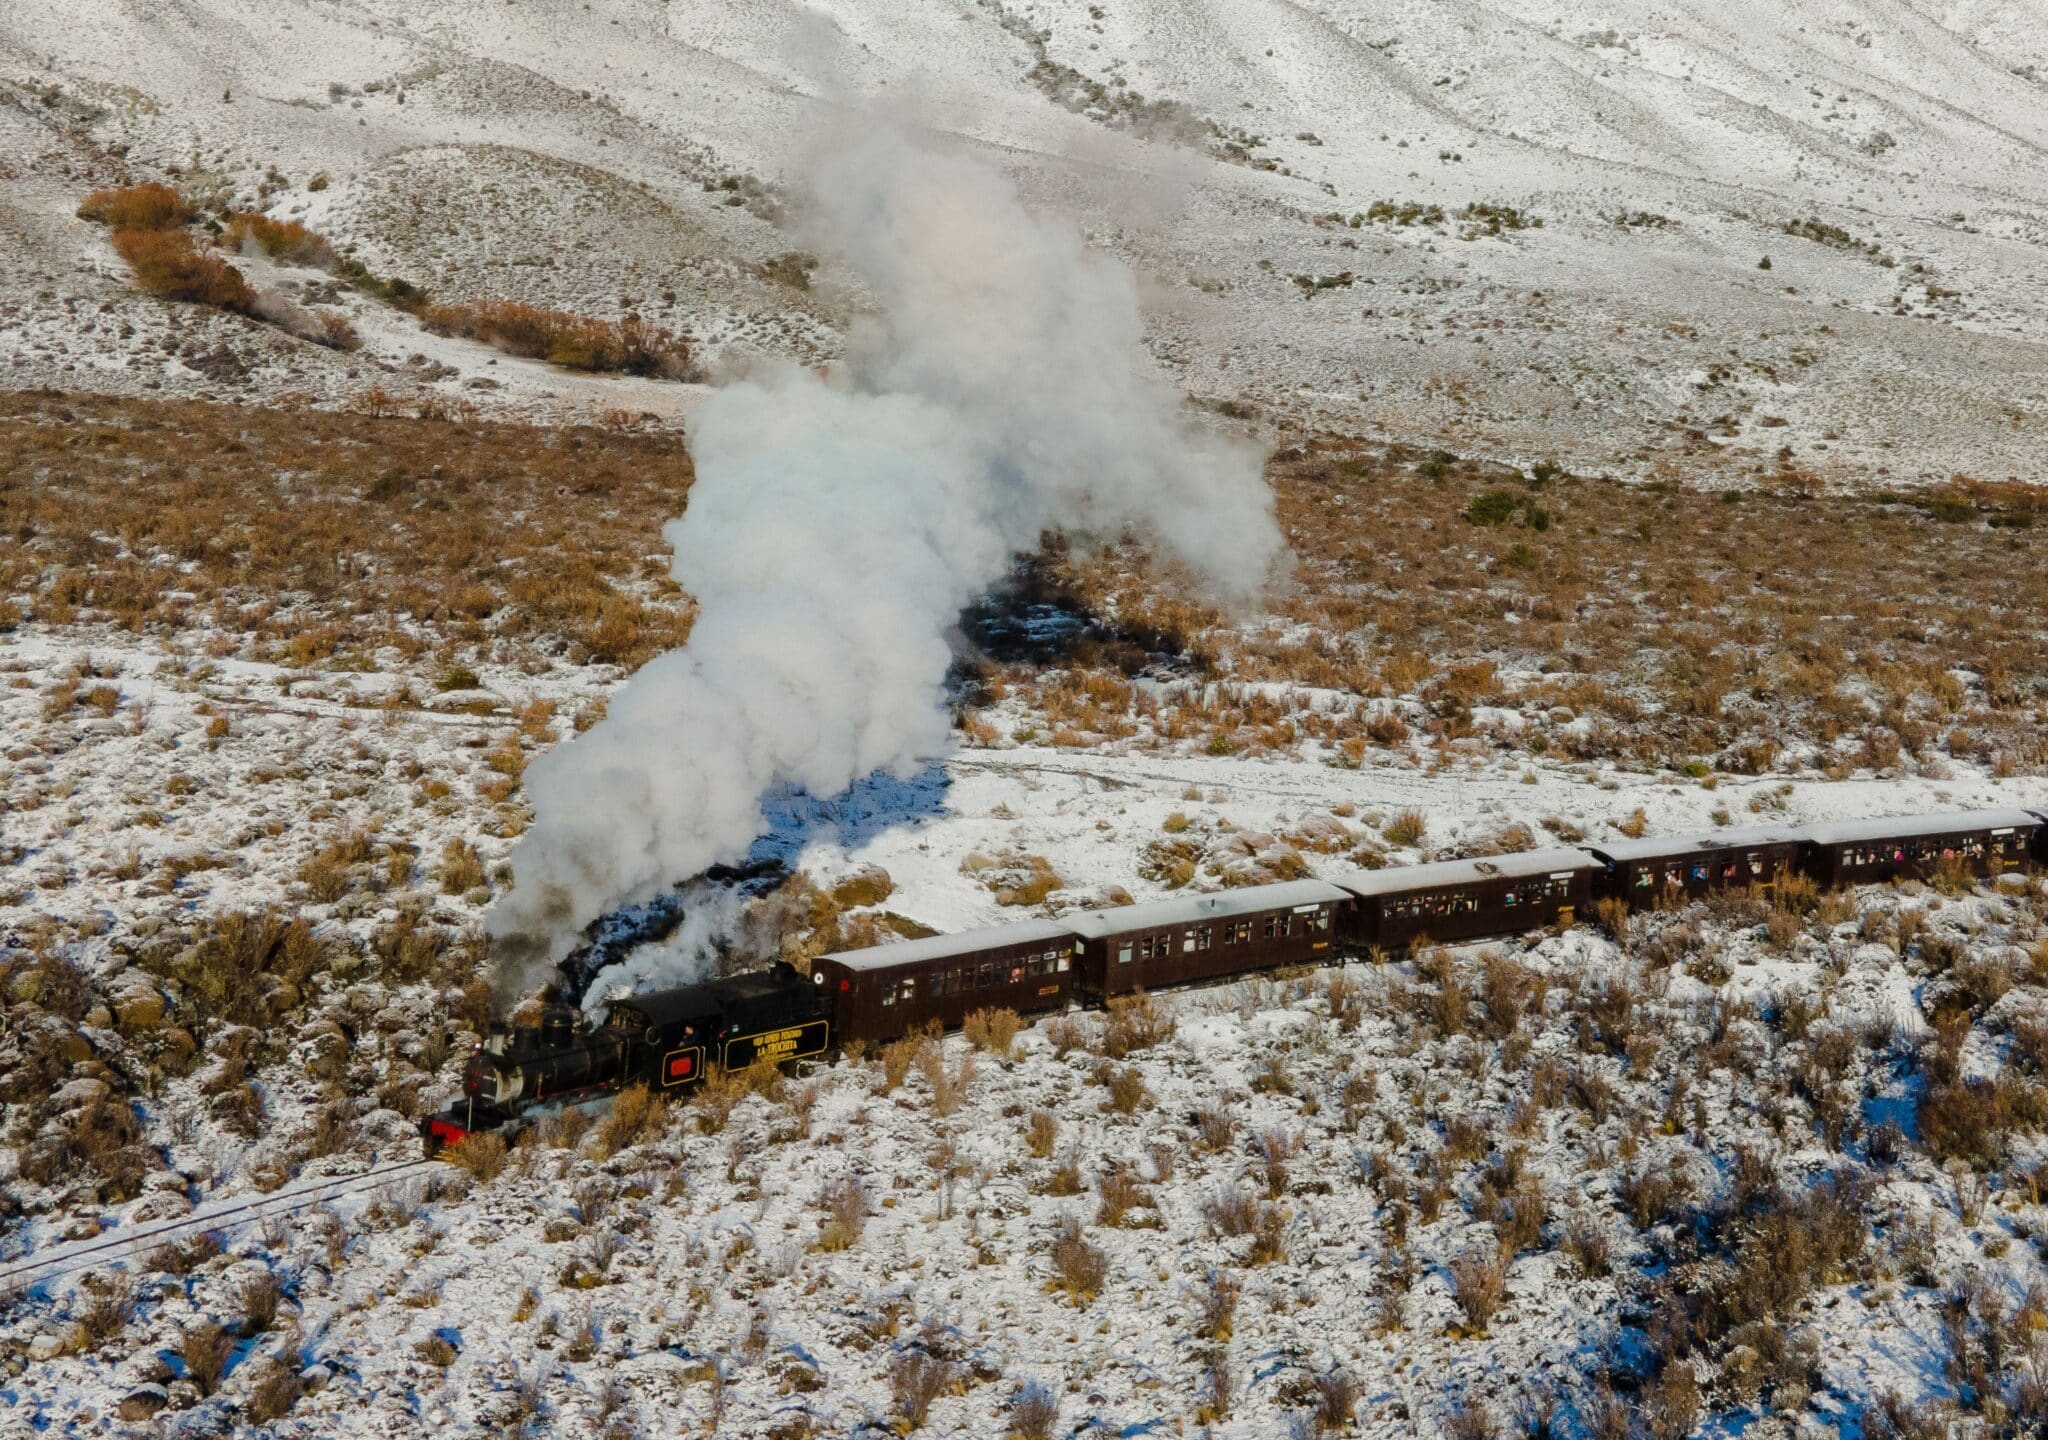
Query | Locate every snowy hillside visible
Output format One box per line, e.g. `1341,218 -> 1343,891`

4,0 -> 2048,481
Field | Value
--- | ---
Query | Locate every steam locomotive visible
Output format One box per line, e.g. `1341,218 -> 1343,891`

423,806 -> 2045,1152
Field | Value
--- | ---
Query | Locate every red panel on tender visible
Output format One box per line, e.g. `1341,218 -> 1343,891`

428,1117 -> 469,1145
666,1053 -> 694,1081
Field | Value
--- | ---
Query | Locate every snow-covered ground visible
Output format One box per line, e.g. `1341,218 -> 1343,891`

7,618 -> 2048,1434
4,0 -> 2048,482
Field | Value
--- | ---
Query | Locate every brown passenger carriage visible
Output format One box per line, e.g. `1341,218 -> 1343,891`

1584,825 -> 1801,909
811,919 -> 1081,1048
1061,879 -> 1353,1001
1799,808 -> 2038,889
1332,849 -> 1599,950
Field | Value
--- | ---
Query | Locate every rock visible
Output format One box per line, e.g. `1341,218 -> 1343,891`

129,1190 -> 191,1223
85,1003 -> 113,1029
111,983 -> 166,1033
117,1384 -> 169,1420
51,1077 -> 110,1111
830,865 -> 894,910
27,1331 -> 67,1362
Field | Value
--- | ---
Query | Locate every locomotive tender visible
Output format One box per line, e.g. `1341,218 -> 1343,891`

424,806 -> 2045,1151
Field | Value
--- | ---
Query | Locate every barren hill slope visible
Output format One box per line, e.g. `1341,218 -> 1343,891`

3,0 -> 2046,481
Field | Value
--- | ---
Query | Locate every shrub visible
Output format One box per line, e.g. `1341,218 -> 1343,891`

692,1064 -> 753,1132
73,1277 -> 137,1350
179,1321 -> 233,1395
1561,1214 -> 1612,1277
150,907 -> 322,1029
1194,1103 -> 1238,1154
818,1175 -> 866,1251
890,1350 -> 957,1430
1464,490 -> 1522,527
1313,1368 -> 1360,1432
243,1357 -> 305,1422
1101,991 -> 1174,1057
78,183 -> 192,230
223,212 -> 337,268
239,1269 -> 284,1334
112,227 -> 253,312
1047,1215 -> 1107,1302
437,839 -> 485,894
423,299 -> 694,378
1007,1381 -> 1059,1440
963,1007 -> 1023,1058
1919,1075 -> 2017,1167
1195,1268 -> 1241,1340
1383,808 -> 1428,847
879,1033 -> 929,1092
1199,1348 -> 1238,1422
917,1046 -> 976,1116
1024,1109 -> 1059,1158
1448,1249 -> 1509,1333
592,1084 -> 666,1158
1099,1062 -> 1147,1114
448,1138 -> 507,1179
1592,895 -> 1629,941
1095,1165 -> 1147,1227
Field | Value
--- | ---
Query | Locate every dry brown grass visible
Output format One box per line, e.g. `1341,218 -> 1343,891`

817,1174 -> 866,1251
223,212 -> 337,268
1047,1215 -> 1107,1302
0,392 -> 695,672
112,227 -> 253,312
423,299 -> 695,379
446,1131 -> 509,1183
77,183 -> 192,231
1448,1248 -> 1510,1333
591,1084 -> 666,1158
971,444 -> 2048,775
962,1007 -> 1024,1059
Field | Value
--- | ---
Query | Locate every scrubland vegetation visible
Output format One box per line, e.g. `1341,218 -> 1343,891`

962,441 -> 2048,785
5,391 -> 2048,1432
0,391 -> 693,671
76,184 -> 693,377
15,867 -> 2048,1434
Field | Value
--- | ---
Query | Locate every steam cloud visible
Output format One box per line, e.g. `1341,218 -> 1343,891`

486,131 -> 1283,1005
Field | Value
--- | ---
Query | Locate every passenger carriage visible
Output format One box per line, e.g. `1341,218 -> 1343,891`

1331,849 -> 1600,950
810,919 -> 1081,1048
1798,808 -> 2039,888
1061,879 -> 1353,1001
1584,825 -> 1802,909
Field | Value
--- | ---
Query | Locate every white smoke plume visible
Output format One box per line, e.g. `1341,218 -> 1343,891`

486,130 -> 1283,1005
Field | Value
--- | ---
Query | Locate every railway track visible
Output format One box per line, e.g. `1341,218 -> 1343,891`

1,1158 -> 447,1296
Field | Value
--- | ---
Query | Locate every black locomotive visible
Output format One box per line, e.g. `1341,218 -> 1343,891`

423,806 -> 2045,1152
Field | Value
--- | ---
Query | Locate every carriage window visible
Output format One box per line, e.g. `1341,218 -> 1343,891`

978,963 -> 995,988
1634,871 -> 1651,888
1317,910 -> 1330,931
1058,952 -> 1070,972
881,987 -> 895,1006
1200,925 -> 1215,949
1118,941 -> 1133,964
1183,931 -> 1197,953
1010,966 -> 1025,984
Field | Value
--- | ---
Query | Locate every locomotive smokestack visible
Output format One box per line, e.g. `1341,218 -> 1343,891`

484,129 -> 1284,1007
